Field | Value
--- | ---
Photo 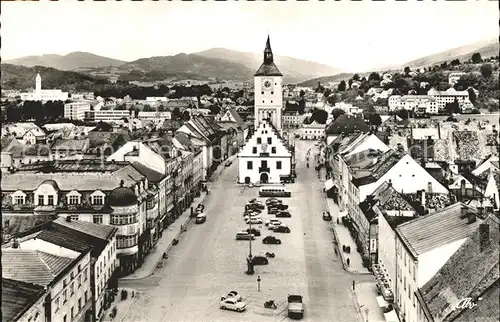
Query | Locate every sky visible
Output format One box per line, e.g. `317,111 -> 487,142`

2,0 -> 498,72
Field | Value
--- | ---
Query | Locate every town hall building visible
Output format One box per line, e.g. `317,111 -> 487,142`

237,36 -> 292,184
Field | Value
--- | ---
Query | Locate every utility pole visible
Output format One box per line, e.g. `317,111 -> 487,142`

257,276 -> 261,292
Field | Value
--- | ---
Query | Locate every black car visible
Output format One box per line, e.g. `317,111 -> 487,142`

251,255 -> 269,265
268,204 -> 288,211
246,204 -> 264,211
273,225 -> 291,233
263,236 -> 282,244
276,211 -> 292,218
265,198 -> 282,206
322,211 -> 332,221
246,228 -> 261,236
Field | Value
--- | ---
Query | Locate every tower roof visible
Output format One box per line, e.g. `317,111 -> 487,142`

255,35 -> 282,77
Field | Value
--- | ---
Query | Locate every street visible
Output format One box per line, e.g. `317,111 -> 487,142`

119,140 -> 367,322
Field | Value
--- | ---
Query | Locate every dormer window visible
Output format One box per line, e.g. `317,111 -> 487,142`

92,195 -> 104,205
12,191 -> 26,205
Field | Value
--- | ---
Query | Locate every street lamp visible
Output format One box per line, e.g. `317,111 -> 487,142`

246,218 -> 254,275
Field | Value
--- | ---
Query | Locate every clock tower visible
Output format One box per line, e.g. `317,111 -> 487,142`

254,36 -> 283,132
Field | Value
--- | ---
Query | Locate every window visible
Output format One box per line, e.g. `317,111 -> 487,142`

68,195 -> 79,205
408,285 -> 411,299
14,195 -> 25,205
93,214 -> 103,224
261,91 -> 264,95
404,277 -> 406,290
38,195 -> 44,205
257,137 -> 262,144
84,268 -> 88,281
252,147 -> 257,154
271,147 -> 276,154
63,279 -> 67,287
70,214 -> 79,221
271,91 -> 274,95
110,214 -> 137,225
84,291 -> 88,302
63,290 -> 68,303
47,195 -> 54,206
70,282 -> 74,295
55,297 -> 60,311
116,234 -> 138,249
78,298 -> 82,311
70,272 -> 74,279
71,307 -> 74,320
93,195 -> 104,205
78,275 -> 82,288
63,315 -> 67,322
267,137 -> 272,144
276,161 -> 282,169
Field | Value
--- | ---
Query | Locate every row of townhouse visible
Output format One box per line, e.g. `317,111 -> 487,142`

2,217 -> 118,322
388,88 -> 472,114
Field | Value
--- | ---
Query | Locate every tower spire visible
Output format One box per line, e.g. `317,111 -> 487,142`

264,35 -> 273,64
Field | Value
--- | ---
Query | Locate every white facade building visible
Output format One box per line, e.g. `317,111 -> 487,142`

64,102 -> 92,120
20,73 -> 69,101
238,120 -> 292,184
427,87 -> 469,110
298,122 -> 325,140
85,110 -> 132,123
137,111 -> 172,124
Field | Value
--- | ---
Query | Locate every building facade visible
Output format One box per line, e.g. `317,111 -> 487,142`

64,102 -> 92,121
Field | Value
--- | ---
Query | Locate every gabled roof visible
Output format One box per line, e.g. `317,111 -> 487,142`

350,150 -> 404,187
396,202 -> 481,258
2,249 -> 75,287
420,215 -> 499,321
325,114 -> 370,135
369,182 -> 417,212
6,144 -> 52,157
228,108 -> 247,128
35,224 -> 94,254
2,278 -> 46,322
254,62 -> 283,77
131,161 -> 165,184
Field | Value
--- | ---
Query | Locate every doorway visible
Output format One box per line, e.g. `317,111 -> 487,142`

244,177 -> 251,184
260,172 -> 269,184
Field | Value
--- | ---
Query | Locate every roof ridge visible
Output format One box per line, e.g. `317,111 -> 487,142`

36,251 -> 58,277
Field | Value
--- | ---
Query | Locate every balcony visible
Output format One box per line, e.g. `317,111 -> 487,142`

259,166 -> 270,173
146,201 -> 158,220
115,222 -> 140,236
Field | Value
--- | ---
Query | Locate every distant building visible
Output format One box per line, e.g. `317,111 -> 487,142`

20,73 -> 69,101
84,110 -> 132,123
64,102 -> 92,120
298,121 -> 325,140
137,111 -> 172,124
282,110 -> 306,128
427,87 -> 470,110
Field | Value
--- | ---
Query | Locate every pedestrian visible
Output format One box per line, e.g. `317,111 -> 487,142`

337,218 -> 340,225
352,280 -> 355,290
346,258 -> 350,267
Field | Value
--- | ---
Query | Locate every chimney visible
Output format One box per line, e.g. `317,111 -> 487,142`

460,205 -> 468,219
479,223 -> 490,252
66,216 -> 71,222
467,212 -> 476,224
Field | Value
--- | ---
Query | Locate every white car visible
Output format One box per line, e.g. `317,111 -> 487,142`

246,217 -> 263,224
220,298 -> 247,312
243,213 -> 261,220
268,222 -> 281,230
221,291 -> 243,302
265,219 -> 282,226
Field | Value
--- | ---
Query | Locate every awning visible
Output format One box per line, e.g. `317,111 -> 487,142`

376,296 -> 389,308
383,310 -> 399,322
324,179 -> 334,190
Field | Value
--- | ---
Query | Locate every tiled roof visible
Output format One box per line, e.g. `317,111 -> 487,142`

370,182 -> 417,212
53,217 -> 117,241
174,132 -> 195,151
36,225 -> 94,254
51,139 -> 89,151
396,202 -> 481,258
228,108 -> 247,128
2,278 -> 46,322
350,150 -> 404,187
1,172 -> 138,192
7,144 -> 52,157
420,215 -> 499,321
403,192 -> 453,215
383,213 -> 416,230
254,62 -> 283,77
325,114 -> 370,135
2,249 -> 74,286
131,161 -> 165,184
1,214 -> 56,238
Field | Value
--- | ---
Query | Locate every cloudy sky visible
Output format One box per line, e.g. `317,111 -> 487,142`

2,0 -> 498,72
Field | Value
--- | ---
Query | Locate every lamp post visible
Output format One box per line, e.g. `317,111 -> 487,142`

257,275 -> 261,292
246,216 -> 254,275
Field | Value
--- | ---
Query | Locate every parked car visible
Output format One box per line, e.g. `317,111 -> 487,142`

265,219 -> 282,226
220,298 -> 247,312
243,213 -> 261,220
268,222 -> 281,230
263,236 -> 282,244
246,218 -> 263,225
221,291 -> 242,302
246,228 -> 261,236
273,225 -> 291,233
236,232 -> 255,240
322,211 -> 332,221
225,160 -> 232,167
276,211 -> 292,218
265,198 -> 282,206
195,213 -> 207,224
268,208 -> 280,215
246,204 -> 263,212
268,203 -> 288,211
251,255 -> 269,265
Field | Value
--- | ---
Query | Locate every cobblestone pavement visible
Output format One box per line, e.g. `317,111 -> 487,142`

117,141 -> 368,322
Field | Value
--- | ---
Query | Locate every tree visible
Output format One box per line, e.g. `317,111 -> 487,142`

315,82 -> 325,93
172,107 -> 182,120
331,108 -> 345,121
480,63 -> 493,78
471,52 -> 483,63
368,113 -> 382,126
143,104 -> 155,112
445,98 -> 460,114
6,104 -> 22,122
352,74 -> 360,81
208,104 -> 221,115
297,99 -> 305,115
368,72 -> 381,81
323,88 -> 332,99
396,109 -> 409,120
299,90 -> 305,97
451,59 -> 461,66
309,109 -> 328,124
348,79 -> 353,88
337,80 -> 347,92
404,66 -> 411,75
182,110 -> 191,121
326,94 -> 337,106
467,88 -> 477,104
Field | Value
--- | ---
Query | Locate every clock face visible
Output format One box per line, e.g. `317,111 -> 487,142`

262,78 -> 274,91
261,143 -> 268,152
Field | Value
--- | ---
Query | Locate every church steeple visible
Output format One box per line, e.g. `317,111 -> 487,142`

263,35 -> 274,64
